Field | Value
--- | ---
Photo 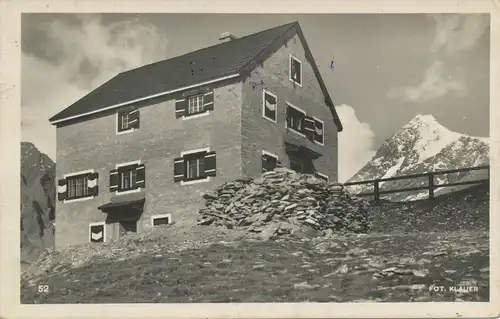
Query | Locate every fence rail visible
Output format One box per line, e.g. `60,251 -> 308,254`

343,165 -> 490,201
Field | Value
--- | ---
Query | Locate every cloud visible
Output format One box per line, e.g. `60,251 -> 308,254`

21,15 -> 169,159
387,60 -> 465,103
387,14 -> 488,103
336,104 -> 376,182
429,14 -> 489,55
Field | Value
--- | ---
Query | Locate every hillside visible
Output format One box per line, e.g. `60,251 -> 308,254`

346,115 -> 489,201
21,142 -> 56,263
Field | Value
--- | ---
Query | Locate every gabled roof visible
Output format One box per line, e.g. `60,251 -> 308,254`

49,21 -> 343,131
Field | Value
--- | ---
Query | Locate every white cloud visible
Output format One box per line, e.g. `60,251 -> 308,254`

336,104 -> 376,182
387,14 -> 488,103
387,60 -> 465,103
21,15 -> 169,159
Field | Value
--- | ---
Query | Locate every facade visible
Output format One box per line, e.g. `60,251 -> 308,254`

49,22 -> 343,249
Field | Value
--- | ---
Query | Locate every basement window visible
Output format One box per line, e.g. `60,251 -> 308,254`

151,214 -> 172,227
89,222 -> 105,243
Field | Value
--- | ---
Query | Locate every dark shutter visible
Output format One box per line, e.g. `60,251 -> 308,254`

304,116 -> 315,140
128,108 -> 140,129
175,99 -> 187,118
314,119 -> 324,144
261,154 -> 268,172
57,179 -> 67,201
109,169 -> 119,191
136,164 -> 146,188
204,151 -> 216,177
174,157 -> 185,182
90,224 -> 104,243
203,91 -> 214,111
87,172 -> 99,196
286,108 -> 291,128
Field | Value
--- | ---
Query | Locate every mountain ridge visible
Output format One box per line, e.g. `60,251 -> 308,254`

346,114 -> 489,201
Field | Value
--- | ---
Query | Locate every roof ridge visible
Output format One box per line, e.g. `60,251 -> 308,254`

117,21 -> 299,76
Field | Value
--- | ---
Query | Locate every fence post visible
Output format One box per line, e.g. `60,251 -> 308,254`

428,173 -> 434,200
373,180 -> 380,201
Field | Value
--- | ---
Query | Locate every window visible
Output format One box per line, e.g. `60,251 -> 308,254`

286,102 -> 306,134
67,175 -> 89,199
176,90 -> 214,120
262,150 -> 280,172
117,107 -> 139,133
89,222 -> 105,243
58,171 -> 99,202
186,153 -> 205,180
188,94 -> 204,115
262,90 -> 277,122
314,118 -> 324,145
152,214 -> 172,227
110,162 -> 146,193
174,148 -> 216,184
289,54 -> 302,86
120,168 -> 137,191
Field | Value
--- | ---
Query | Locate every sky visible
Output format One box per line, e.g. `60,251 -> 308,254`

21,13 -> 490,182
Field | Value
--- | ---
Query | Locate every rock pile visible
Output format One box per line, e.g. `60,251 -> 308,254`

197,168 -> 371,239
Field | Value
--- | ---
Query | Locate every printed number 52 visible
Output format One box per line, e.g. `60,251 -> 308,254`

37,285 -> 49,293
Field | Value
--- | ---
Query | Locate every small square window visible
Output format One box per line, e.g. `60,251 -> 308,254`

152,214 -> 172,227
289,55 -> 302,86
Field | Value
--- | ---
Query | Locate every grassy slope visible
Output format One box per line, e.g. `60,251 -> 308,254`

21,184 -> 489,303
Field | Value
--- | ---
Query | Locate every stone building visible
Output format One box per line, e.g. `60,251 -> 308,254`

49,21 -> 343,249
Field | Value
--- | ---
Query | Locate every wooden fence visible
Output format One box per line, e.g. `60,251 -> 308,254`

343,165 -> 490,201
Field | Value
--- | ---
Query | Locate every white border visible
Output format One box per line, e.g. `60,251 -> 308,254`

115,160 -> 142,195
180,147 -> 211,156
151,213 -> 173,226
88,221 -> 106,243
1,2 -> 498,319
288,53 -> 303,87
262,89 -> 278,123
285,101 -> 307,137
312,116 -> 325,146
63,168 -> 95,179
50,74 -> 239,125
115,108 -> 138,135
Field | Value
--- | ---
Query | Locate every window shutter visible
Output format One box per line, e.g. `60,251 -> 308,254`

203,91 -> 214,111
204,151 -> 216,177
109,169 -> 119,191
57,179 -> 67,201
174,157 -> 185,182
175,99 -> 187,118
304,116 -> 315,134
136,164 -> 146,188
314,119 -> 324,143
261,154 -> 268,172
87,172 -> 99,196
128,108 -> 140,129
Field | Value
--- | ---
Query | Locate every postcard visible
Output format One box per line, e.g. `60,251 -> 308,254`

0,0 -> 499,318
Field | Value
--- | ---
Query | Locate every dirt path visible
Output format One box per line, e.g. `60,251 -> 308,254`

21,230 -> 488,303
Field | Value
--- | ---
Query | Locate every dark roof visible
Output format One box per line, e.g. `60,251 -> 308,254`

49,21 -> 343,131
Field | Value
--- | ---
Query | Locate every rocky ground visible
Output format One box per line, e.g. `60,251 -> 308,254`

20,171 -> 490,304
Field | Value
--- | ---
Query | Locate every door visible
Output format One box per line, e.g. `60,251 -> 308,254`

119,220 -> 137,237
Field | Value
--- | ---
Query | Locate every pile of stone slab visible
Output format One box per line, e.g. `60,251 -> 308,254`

197,168 -> 371,239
